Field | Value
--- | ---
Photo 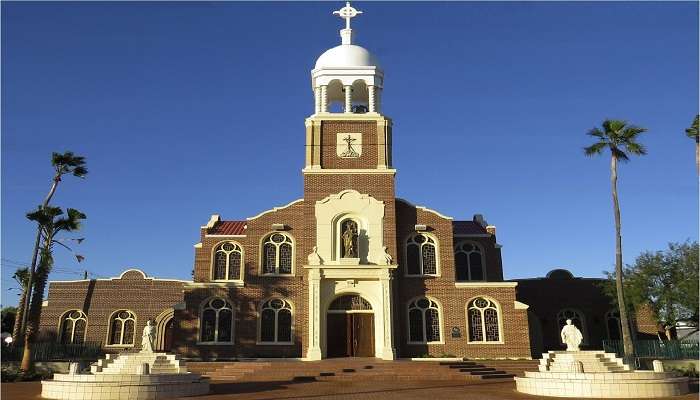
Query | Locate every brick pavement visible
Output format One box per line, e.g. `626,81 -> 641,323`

2,379 -> 698,400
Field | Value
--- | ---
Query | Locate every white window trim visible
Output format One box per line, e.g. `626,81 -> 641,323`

404,233 -> 441,278
210,240 -> 245,283
199,297 -> 235,344
256,298 -> 294,345
58,309 -> 88,344
105,309 -> 137,347
259,232 -> 295,276
466,296 -> 504,344
454,241 -> 487,282
406,297 -> 444,345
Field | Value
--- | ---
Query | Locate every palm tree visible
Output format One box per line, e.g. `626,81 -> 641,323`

11,268 -> 29,344
584,119 -> 647,364
18,152 -> 87,342
685,115 -> 699,173
20,206 -> 86,372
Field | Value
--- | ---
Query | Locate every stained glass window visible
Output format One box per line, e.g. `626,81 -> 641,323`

467,297 -> 500,342
406,234 -> 438,276
59,310 -> 87,344
108,310 -> 136,345
329,295 -> 372,311
407,297 -> 441,343
605,310 -> 621,341
212,242 -> 243,281
259,298 -> 293,343
200,297 -> 234,343
455,242 -> 484,281
261,234 -> 294,275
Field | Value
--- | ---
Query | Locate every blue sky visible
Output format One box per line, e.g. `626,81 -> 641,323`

2,2 -> 698,307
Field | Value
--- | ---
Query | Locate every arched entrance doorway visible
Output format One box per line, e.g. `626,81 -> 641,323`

326,295 -> 375,357
154,308 -> 174,352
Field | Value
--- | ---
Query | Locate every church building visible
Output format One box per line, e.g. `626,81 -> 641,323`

37,3 -> 656,361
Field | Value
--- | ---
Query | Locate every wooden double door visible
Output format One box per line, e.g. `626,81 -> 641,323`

326,313 -> 375,357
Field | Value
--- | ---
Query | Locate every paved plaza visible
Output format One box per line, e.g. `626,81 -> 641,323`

3,379 -> 698,400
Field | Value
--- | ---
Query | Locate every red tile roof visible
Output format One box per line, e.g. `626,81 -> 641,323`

209,220 -> 246,235
452,221 -> 488,235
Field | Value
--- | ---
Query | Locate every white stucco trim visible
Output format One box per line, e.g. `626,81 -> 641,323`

454,282 -> 518,288
184,281 -> 244,288
315,189 -> 386,265
247,199 -> 304,221
205,234 -> 247,238
302,168 -> 397,175
395,198 -> 453,220
514,301 -> 530,310
49,269 -> 192,284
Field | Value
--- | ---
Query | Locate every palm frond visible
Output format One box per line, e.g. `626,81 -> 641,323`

587,127 -> 606,139
686,115 -> 699,139
612,146 -> 630,162
603,119 -> 627,135
621,125 -> 647,140
624,141 -> 647,156
584,142 -> 607,156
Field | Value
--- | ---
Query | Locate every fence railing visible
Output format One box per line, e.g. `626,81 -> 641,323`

1,341 -> 103,362
602,339 -> 699,360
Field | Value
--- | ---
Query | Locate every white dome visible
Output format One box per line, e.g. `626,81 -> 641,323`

315,44 -> 380,69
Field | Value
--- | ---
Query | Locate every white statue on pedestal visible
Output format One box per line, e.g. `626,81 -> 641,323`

141,320 -> 156,353
560,319 -> 583,351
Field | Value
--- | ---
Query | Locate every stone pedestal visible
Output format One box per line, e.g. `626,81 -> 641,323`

515,351 -> 689,398
41,352 -> 209,399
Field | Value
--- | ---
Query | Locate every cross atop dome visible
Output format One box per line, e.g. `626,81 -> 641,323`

333,2 -> 363,30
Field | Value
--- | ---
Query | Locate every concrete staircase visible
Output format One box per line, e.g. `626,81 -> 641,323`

188,358 -> 537,382
90,352 -> 189,374
539,351 -> 631,373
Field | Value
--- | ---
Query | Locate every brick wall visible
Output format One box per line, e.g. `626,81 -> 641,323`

39,270 -> 184,350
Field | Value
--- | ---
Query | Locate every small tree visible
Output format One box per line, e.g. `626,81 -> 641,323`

686,115 -> 699,174
18,152 -> 87,343
11,268 -> 29,342
584,119 -> 647,363
2,306 -> 18,334
602,241 -> 699,333
20,206 -> 86,372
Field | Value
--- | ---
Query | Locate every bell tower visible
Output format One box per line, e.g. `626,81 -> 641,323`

302,3 -> 398,362
304,1 -> 393,172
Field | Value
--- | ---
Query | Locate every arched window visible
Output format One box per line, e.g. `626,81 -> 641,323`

108,310 -> 136,346
59,310 -> 87,344
407,297 -> 441,343
200,297 -> 234,343
329,295 -> 373,311
556,308 -> 587,344
467,297 -> 501,342
262,233 -> 293,275
212,241 -> 243,281
406,234 -> 438,276
605,310 -> 622,341
455,242 -> 485,281
259,298 -> 293,343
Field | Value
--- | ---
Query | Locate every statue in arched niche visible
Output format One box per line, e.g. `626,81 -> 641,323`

341,219 -> 358,258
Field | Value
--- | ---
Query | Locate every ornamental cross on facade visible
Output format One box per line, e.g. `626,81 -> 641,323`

340,134 -> 359,158
333,2 -> 362,30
